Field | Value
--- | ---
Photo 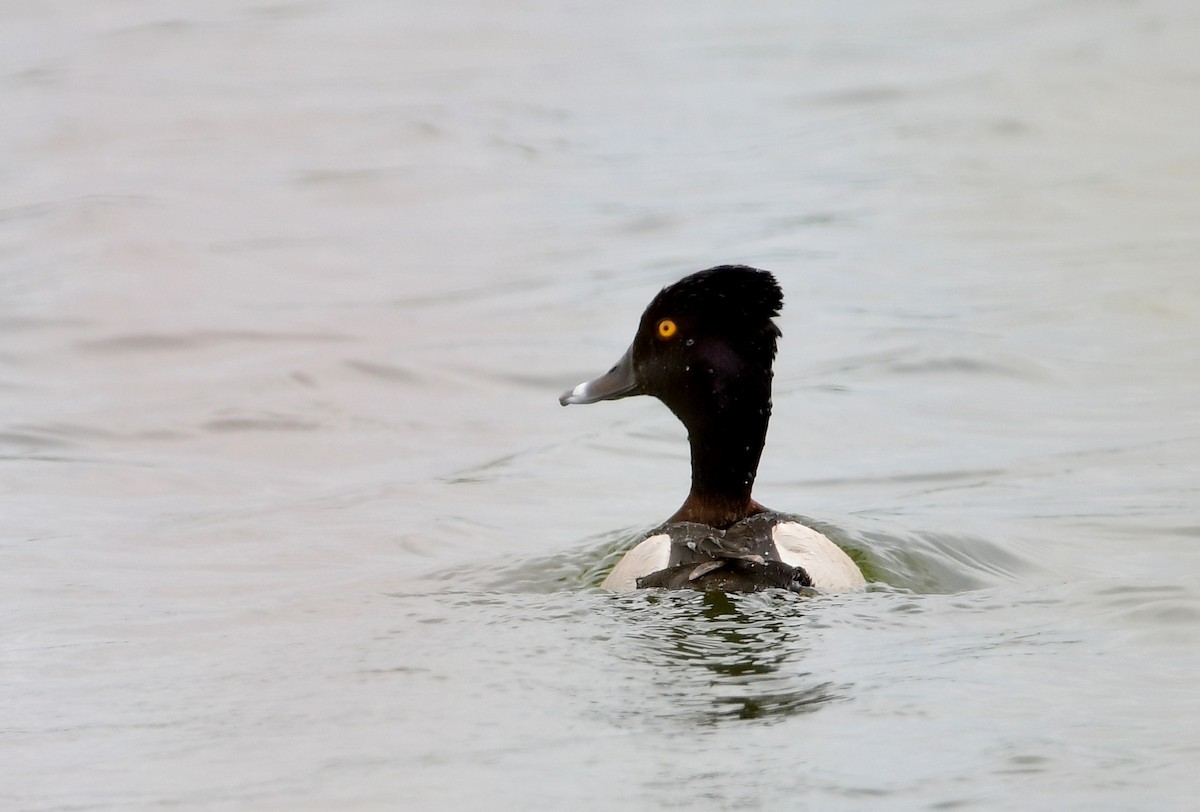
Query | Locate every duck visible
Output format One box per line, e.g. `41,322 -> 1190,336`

560,265 -> 866,594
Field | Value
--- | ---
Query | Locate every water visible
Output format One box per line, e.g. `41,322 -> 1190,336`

3,1 -> 1199,809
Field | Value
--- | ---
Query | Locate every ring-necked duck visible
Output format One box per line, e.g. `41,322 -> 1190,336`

561,265 -> 866,593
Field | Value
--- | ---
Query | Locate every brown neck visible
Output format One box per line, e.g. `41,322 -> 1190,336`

669,495 -> 769,529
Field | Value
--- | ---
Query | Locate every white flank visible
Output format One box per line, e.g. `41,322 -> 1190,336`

600,533 -> 670,591
772,522 -> 867,592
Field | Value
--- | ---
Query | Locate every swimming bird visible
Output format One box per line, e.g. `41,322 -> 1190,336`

560,265 -> 866,593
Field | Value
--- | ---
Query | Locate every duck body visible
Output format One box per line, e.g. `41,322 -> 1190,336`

601,514 -> 865,593
561,265 -> 866,594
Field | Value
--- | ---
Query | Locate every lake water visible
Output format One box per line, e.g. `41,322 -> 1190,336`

3,1 -> 1199,809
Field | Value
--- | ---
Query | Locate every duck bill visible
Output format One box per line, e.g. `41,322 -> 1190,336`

559,344 -> 641,406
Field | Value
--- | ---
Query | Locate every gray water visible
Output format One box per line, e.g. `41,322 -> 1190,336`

3,1 -> 1200,809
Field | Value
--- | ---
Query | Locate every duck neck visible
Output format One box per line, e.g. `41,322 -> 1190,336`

669,392 -> 772,529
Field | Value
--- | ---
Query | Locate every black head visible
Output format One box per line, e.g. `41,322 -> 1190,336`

629,265 -> 781,422
560,265 -> 783,424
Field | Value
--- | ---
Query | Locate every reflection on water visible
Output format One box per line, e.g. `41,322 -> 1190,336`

618,591 -> 843,725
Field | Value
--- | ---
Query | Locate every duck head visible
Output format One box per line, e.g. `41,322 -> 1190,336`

560,265 -> 784,528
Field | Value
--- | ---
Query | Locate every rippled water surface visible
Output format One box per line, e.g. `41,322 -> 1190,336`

4,1 -> 1200,809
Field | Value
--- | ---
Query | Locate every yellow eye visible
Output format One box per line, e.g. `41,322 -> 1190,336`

657,318 -> 678,340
